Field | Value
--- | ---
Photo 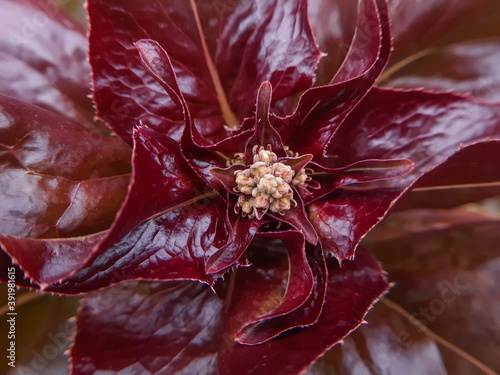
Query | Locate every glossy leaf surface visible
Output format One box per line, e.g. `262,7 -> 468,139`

310,87 -> 500,261
88,0 -> 321,143
366,208 -> 500,374
71,246 -> 388,375
306,302 -> 448,375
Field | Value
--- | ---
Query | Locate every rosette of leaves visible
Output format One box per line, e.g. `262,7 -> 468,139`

1,0 -> 500,374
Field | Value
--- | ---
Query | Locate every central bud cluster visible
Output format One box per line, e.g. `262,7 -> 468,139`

234,146 -> 308,219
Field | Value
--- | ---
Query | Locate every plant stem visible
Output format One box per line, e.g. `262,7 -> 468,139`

190,0 -> 239,128
382,298 -> 499,375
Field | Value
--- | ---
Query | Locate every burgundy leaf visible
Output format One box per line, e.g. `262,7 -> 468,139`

396,140 -> 500,209
236,234 -> 327,344
383,38 -> 500,102
220,247 -> 389,374
0,233 -> 104,287
46,126 -> 228,293
0,250 -> 35,288
88,0 -> 219,143
305,158 -> 413,204
135,38 -> 230,189
235,232 -> 315,345
88,0 -> 321,143
307,0 -> 358,85
205,200 -> 266,275
309,190 -> 398,260
71,281 -> 223,375
275,0 -> 391,157
0,94 -> 131,239
71,247 -> 387,375
0,52 -> 92,127
216,0 -> 321,119
366,208 -> 500,374
311,87 -> 500,261
0,0 -> 93,122
327,87 -> 500,171
388,0 -> 500,63
245,82 -> 286,159
306,302 -> 448,375
268,194 -> 318,245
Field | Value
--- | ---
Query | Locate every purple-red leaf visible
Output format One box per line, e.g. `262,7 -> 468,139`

217,0 -> 321,119
306,302 -> 449,375
71,281 -> 223,375
0,94 -> 131,239
0,233 -> 104,287
0,0 -> 93,123
205,202 -> 266,275
307,0 -> 358,85
245,82 -> 285,158
366,208 -> 500,374
70,247 -> 388,375
311,87 -> 500,261
388,0 -> 500,63
305,158 -> 413,204
235,232 -> 314,345
268,194 -> 318,245
46,126 -> 228,292
275,0 -> 391,157
384,38 -> 500,102
88,0 -> 321,143
396,140 -> 500,209
221,247 -> 389,374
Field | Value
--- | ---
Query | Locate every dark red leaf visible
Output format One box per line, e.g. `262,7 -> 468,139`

275,0 -> 391,157
216,0 -> 321,119
268,194 -> 318,245
388,0 -> 500,63
307,0 -> 358,85
0,94 -> 131,239
0,0 -> 93,123
309,190 -> 398,260
71,247 -> 388,375
44,126 -> 228,293
205,201 -> 266,275
365,208 -> 500,374
0,233 -> 104,287
235,232 -> 315,345
245,82 -> 286,158
88,0 -> 218,143
396,140 -> 500,209
312,87 -> 500,261
306,302 -> 449,375
71,281 -> 223,375
383,38 -> 500,102
221,247 -> 389,374
88,0 -> 321,143
305,158 -> 413,204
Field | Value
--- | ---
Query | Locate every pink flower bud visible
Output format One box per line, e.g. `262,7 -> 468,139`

293,170 -> 308,186
272,163 -> 294,183
253,192 -> 270,209
257,174 -> 278,195
250,162 -> 272,179
253,146 -> 277,164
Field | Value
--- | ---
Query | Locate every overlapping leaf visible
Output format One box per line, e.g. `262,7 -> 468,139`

306,302 -> 449,375
309,87 -> 500,261
0,0 -> 94,125
70,243 -> 388,375
88,0 -> 321,143
46,126 -> 228,293
366,208 -> 500,374
383,38 -> 500,101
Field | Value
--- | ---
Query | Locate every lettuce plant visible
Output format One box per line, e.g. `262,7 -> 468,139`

1,0 -> 499,374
